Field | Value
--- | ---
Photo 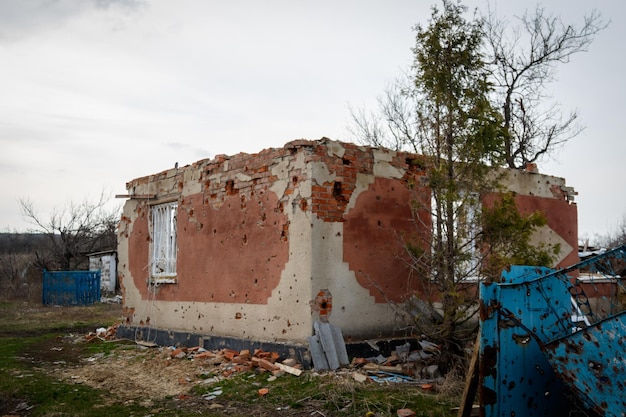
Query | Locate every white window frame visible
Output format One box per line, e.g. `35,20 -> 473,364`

150,201 -> 178,283
456,192 -> 481,281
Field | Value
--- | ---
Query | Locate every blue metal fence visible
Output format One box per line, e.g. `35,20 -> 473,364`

42,270 -> 101,306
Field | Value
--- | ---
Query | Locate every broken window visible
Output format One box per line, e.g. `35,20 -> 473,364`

150,201 -> 178,283
455,192 -> 481,281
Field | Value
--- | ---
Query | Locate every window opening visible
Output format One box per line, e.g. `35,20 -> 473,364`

151,202 -> 178,283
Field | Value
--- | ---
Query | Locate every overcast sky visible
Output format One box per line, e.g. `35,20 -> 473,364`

1,0 -> 623,244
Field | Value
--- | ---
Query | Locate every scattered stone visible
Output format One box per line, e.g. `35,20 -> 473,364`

352,372 -> 368,383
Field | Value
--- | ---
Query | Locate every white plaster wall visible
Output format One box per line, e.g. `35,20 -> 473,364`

118,199 -> 143,316
309,146 -> 405,338
502,169 -> 566,199
309,218 -> 399,338
90,254 -> 116,293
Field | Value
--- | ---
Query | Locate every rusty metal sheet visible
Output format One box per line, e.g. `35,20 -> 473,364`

543,312 -> 626,417
480,266 -> 571,417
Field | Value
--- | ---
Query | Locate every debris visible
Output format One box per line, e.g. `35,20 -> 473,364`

101,294 -> 123,304
362,363 -> 405,374
202,388 -> 223,401
397,408 -> 416,417
275,362 -> 303,377
281,358 -> 297,367
258,387 -> 269,396
84,323 -> 119,342
352,372 -> 368,383
308,320 -> 349,370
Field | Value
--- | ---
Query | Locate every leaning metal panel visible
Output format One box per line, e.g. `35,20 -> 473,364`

479,244 -> 626,417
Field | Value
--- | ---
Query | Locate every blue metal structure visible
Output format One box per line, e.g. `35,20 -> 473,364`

42,270 -> 101,306
480,245 -> 626,417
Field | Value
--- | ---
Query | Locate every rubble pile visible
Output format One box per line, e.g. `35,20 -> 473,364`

83,323 -> 119,342
166,345 -> 303,378
349,339 -> 443,385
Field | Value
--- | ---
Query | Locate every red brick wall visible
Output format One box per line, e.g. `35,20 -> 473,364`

343,177 -> 430,303
124,147 -> 298,304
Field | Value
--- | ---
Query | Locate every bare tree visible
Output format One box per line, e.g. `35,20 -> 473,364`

484,5 -> 608,168
348,78 -> 420,153
601,213 -> 626,249
348,2 -> 562,367
19,192 -> 119,271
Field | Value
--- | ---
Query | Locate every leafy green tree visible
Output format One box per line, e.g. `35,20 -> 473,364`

406,0 -> 505,354
350,1 -> 562,368
480,192 -> 560,281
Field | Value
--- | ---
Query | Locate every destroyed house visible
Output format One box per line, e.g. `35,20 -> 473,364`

117,138 -> 578,346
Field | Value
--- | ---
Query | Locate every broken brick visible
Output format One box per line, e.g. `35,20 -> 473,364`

193,351 -> 215,359
171,348 -> 187,359
222,349 -> 238,361
255,358 -> 279,372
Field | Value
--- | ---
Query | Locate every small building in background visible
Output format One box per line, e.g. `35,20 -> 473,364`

88,250 -> 117,294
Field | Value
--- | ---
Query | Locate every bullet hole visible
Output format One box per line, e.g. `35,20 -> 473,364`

377,220 -> 382,226
282,329 -> 287,334
287,320 -> 291,327
292,176 -> 298,185
243,234 -> 248,244
336,232 -> 341,237
225,180 -> 236,195
332,181 -> 344,200
342,157 -> 351,165
235,312 -> 242,319
254,278 -> 258,285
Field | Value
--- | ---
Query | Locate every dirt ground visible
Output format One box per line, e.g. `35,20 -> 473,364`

40,337 -> 204,404
2,302 -> 458,417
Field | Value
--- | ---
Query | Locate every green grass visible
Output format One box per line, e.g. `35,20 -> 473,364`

192,370 -> 456,416
0,335 -> 149,417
